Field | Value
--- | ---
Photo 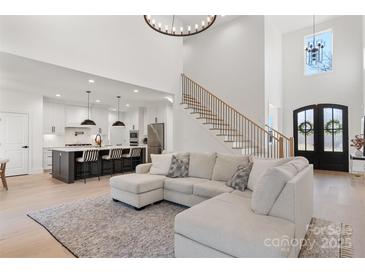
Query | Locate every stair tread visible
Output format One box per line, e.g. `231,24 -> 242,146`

217,134 -> 243,136
191,111 -> 213,114
224,140 -> 250,143
203,123 -> 230,126
197,117 -> 223,121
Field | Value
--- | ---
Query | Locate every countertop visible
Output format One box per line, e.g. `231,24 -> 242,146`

51,145 -> 147,152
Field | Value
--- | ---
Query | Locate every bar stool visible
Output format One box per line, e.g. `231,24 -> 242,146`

0,158 -> 9,191
101,148 -> 124,176
76,149 -> 100,183
122,147 -> 142,171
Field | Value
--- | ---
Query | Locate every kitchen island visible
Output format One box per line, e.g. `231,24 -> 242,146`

52,146 -> 147,183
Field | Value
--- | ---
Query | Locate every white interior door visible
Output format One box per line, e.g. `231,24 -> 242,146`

0,112 -> 29,176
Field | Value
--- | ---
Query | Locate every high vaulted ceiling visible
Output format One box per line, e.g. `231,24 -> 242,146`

0,52 -> 173,111
267,15 -> 342,34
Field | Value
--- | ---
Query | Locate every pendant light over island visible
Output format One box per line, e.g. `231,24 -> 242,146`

81,90 -> 96,126
112,96 -> 125,127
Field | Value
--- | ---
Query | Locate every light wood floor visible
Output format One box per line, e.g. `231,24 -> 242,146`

0,170 -> 364,257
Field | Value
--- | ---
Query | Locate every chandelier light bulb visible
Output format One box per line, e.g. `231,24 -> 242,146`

144,15 -> 216,37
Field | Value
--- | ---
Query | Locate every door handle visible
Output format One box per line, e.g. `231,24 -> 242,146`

22,145 -> 29,149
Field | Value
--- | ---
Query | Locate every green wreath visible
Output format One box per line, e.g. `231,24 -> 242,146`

298,121 -> 313,135
325,119 -> 342,135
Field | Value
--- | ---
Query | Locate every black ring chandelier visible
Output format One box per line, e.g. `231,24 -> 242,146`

144,15 -> 217,37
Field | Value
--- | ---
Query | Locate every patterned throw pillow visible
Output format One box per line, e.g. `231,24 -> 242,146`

167,154 -> 190,178
225,162 -> 253,191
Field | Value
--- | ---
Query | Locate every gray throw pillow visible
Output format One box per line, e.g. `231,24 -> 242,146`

225,162 -> 253,191
167,154 -> 189,178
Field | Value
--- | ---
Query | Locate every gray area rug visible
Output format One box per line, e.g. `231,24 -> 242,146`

28,195 -> 186,257
299,217 -> 353,258
28,195 -> 353,258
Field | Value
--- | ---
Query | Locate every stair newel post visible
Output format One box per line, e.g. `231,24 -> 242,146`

181,74 -> 185,104
289,137 -> 294,157
279,137 -> 284,158
260,130 -> 265,157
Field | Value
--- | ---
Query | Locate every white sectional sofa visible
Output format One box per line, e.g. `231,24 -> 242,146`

109,152 -> 313,258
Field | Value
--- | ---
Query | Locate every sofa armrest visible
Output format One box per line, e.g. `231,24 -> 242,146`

268,164 -> 313,256
269,165 -> 313,225
136,163 -> 152,174
293,165 -> 313,241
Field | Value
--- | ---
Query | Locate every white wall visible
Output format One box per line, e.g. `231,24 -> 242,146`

176,16 -> 266,152
0,89 -> 43,174
183,16 -> 265,124
282,16 -> 363,153
173,105 -> 234,153
0,16 -> 183,93
265,17 -> 283,131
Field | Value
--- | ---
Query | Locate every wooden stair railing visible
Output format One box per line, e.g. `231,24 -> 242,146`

265,125 -> 294,159
181,74 -> 294,158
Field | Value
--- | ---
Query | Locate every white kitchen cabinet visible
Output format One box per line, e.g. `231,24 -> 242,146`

43,148 -> 53,170
43,102 -> 65,135
65,105 -> 89,127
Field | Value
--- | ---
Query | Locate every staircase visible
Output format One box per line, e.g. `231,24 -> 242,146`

181,74 -> 294,158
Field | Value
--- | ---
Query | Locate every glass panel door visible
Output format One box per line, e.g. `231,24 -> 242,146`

297,109 -> 314,151
323,107 -> 343,152
293,104 -> 348,171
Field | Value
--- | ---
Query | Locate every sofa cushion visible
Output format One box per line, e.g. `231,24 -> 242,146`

188,152 -> 217,180
193,181 -> 233,198
110,173 -> 165,194
288,157 -> 309,172
212,153 -> 250,182
247,157 -> 290,191
175,192 -> 295,258
231,189 -> 253,199
225,163 -> 253,191
251,165 -> 296,215
167,154 -> 190,178
150,154 -> 173,175
164,177 -> 209,194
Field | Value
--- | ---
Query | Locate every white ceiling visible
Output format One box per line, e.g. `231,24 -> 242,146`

0,52 -> 173,111
268,15 -> 342,34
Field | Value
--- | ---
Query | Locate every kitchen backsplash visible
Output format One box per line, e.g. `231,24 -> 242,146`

43,127 -> 110,147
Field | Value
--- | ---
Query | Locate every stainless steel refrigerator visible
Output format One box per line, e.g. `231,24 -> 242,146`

147,123 -> 165,162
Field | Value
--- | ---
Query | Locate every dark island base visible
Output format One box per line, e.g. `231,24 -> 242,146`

52,148 -> 146,183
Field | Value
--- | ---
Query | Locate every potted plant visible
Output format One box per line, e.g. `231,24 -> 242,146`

350,134 -> 365,156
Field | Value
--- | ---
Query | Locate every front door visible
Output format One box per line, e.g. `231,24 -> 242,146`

293,104 -> 348,172
0,112 -> 29,176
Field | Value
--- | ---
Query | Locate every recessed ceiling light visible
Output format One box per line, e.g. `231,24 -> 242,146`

88,79 -> 95,83
95,99 -> 101,103
56,94 -> 61,97
126,104 -> 130,107
133,89 -> 139,93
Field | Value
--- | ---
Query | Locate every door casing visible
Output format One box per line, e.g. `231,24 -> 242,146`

0,112 -> 30,176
